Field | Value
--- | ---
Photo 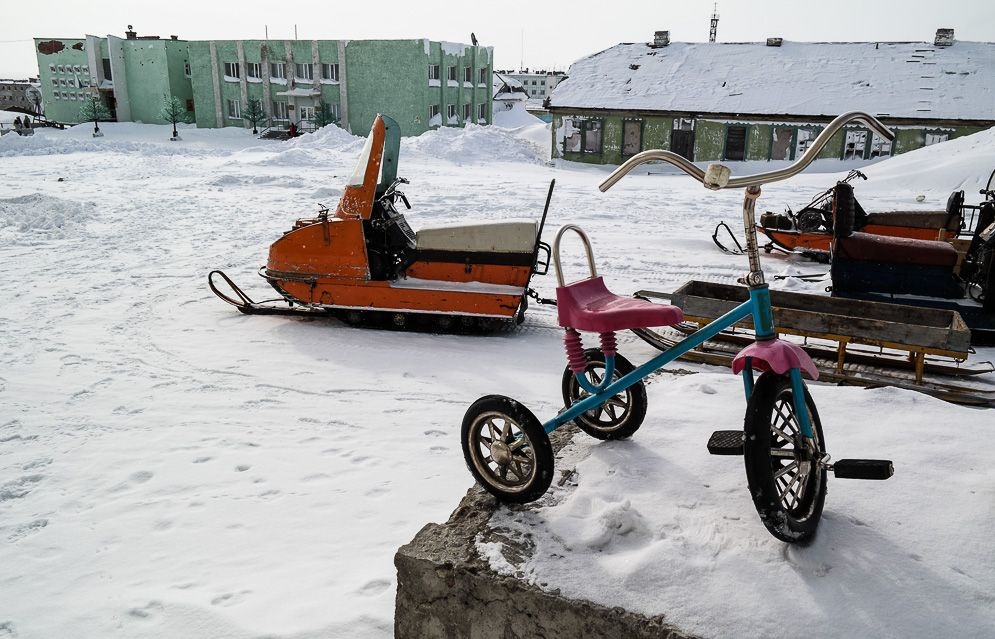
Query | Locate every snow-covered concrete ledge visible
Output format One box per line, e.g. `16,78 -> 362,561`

393,426 -> 697,639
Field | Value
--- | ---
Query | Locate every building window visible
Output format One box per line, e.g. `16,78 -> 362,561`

74,65 -> 82,73
224,62 -> 240,78
447,103 -> 457,124
477,102 -> 486,122
429,64 -> 440,81
246,62 -> 262,79
184,61 -> 191,77
48,64 -> 55,73
429,104 -> 441,125
868,133 -> 892,158
723,126 -> 748,161
321,63 -> 339,82
270,62 -> 286,79
50,78 -> 58,86
227,98 -> 241,119
448,65 -> 457,82
925,131 -> 950,146
478,67 -> 488,85
563,117 -> 603,154
463,66 -> 472,83
57,65 -> 65,73
185,99 -> 194,112
842,129 -> 867,160
272,100 -> 288,121
295,63 -> 313,80
463,103 -> 471,122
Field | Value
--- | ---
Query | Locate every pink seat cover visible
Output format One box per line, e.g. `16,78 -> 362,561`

556,276 -> 683,332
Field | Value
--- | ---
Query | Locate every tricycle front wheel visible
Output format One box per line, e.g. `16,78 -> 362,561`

461,395 -> 554,504
743,372 -> 827,544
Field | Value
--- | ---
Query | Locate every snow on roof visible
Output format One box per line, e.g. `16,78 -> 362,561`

275,87 -> 320,97
550,40 -> 995,121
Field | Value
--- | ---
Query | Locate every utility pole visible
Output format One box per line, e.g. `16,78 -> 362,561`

709,3 -> 720,43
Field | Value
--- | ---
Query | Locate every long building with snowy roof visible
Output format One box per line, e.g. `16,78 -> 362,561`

548,29 -> 995,164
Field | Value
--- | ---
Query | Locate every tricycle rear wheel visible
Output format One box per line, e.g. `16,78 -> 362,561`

561,349 -> 647,440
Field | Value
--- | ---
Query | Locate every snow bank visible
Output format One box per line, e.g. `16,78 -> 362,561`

0,193 -> 94,243
404,123 -> 548,165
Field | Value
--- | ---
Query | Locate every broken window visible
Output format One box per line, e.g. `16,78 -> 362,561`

770,127 -> 794,161
795,128 -> 819,158
562,117 -> 603,154
868,133 -> 892,158
925,131 -> 950,146
842,129 -> 867,160
622,120 -> 642,156
724,126 -> 747,161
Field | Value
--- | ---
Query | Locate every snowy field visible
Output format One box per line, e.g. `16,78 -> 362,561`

1,116 -> 994,639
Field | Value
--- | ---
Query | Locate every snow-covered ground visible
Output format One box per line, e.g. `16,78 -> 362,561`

1,118 -> 993,639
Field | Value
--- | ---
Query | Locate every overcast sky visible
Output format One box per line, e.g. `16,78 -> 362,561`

2,0 -> 992,78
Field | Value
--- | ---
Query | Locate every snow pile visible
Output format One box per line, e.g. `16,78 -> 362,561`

0,193 -> 94,242
287,123 -> 361,151
404,123 -> 548,164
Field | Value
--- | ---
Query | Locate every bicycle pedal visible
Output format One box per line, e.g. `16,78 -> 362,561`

833,459 -> 894,480
707,430 -> 744,455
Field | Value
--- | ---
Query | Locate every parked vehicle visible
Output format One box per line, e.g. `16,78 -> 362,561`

461,112 -> 896,544
210,114 -> 552,330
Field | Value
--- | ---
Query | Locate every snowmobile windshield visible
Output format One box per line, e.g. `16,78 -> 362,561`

347,132 -> 380,187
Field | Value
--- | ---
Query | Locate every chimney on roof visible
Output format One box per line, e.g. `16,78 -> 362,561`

766,37 -> 783,47
125,25 -> 137,39
170,35 -> 178,40
934,28 -> 954,47
651,31 -> 670,48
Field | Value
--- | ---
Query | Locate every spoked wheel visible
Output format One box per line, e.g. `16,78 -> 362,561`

461,395 -> 554,504
743,372 -> 827,544
561,349 -> 647,440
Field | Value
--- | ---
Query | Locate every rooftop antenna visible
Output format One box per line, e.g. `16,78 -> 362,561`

520,28 -> 524,72
709,3 -> 719,43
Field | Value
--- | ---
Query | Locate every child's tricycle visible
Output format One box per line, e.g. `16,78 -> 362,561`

460,111 -> 896,544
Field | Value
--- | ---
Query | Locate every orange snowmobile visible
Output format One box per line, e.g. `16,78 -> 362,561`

209,114 -> 552,329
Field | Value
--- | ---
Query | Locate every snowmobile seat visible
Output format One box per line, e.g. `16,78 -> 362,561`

556,276 -> 684,333
834,232 -> 958,267
415,220 -> 538,255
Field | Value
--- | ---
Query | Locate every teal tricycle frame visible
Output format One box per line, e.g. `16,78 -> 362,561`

461,112 -> 896,544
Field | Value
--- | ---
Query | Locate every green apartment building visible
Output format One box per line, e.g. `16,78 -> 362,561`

33,29 -> 492,136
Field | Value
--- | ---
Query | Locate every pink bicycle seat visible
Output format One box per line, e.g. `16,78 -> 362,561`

556,276 -> 684,332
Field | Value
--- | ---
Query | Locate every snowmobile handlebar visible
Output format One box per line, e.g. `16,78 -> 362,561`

599,111 -> 894,193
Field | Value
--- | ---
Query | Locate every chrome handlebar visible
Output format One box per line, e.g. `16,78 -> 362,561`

599,111 -> 894,193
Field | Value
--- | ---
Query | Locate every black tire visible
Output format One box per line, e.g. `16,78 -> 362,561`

561,349 -> 647,440
743,372 -> 827,544
461,395 -> 554,504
